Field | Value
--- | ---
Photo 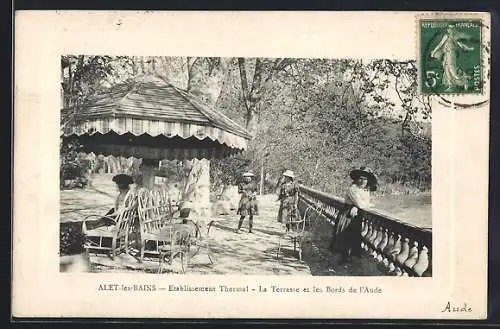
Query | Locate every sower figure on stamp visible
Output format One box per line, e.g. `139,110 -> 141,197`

331,167 -> 377,265
235,172 -> 259,233
276,170 -> 300,231
430,24 -> 475,91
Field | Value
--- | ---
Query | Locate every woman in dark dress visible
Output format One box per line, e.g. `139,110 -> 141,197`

59,174 -> 135,272
331,167 -> 377,264
276,170 -> 300,231
235,172 -> 258,233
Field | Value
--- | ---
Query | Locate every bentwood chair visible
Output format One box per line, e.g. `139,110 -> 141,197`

276,204 -> 318,262
157,226 -> 193,274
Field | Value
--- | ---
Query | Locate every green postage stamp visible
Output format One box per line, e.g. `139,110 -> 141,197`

419,19 -> 483,95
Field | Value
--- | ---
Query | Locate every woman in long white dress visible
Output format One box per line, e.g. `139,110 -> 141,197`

331,167 -> 377,264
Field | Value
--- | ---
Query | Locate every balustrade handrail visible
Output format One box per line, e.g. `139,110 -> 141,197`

298,184 -> 432,233
266,177 -> 432,277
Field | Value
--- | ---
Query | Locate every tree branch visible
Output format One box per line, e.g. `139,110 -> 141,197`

249,58 -> 264,98
186,57 -> 200,90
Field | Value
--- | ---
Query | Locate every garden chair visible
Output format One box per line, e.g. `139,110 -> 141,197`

155,187 -> 174,220
184,218 -> 217,265
157,226 -> 193,274
137,189 -> 190,263
276,204 -> 316,261
81,190 -> 138,260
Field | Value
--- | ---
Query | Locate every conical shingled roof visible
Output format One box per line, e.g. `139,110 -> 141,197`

61,76 -> 252,161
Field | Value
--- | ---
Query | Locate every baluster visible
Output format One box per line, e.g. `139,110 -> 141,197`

365,221 -> 376,252
361,223 -> 370,251
413,246 -> 430,277
376,229 -> 389,262
396,237 -> 410,265
387,261 -> 396,274
364,223 -> 373,244
360,221 -> 369,250
369,222 -> 378,242
379,236 -> 394,273
422,258 -> 432,277
383,231 -> 395,254
377,229 -> 389,251
366,224 -> 376,255
404,241 -> 419,269
361,221 -> 369,237
371,226 -> 384,259
373,226 -> 383,248
367,224 -> 378,253
389,234 -> 402,261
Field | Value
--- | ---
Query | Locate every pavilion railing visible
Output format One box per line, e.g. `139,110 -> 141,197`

266,179 -> 431,277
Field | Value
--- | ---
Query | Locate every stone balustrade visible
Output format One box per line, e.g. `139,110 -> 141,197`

295,183 -> 432,277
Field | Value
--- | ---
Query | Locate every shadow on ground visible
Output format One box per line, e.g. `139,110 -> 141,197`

299,218 -> 386,276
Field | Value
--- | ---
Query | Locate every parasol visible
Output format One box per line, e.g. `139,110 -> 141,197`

61,75 -> 252,189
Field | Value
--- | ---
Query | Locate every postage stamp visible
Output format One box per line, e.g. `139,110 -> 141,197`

14,11 -> 490,320
419,19 -> 483,95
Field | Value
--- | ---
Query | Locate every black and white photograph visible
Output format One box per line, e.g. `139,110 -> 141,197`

59,55 -> 432,277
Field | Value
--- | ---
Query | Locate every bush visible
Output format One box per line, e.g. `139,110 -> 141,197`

60,140 -> 92,189
210,154 -> 252,193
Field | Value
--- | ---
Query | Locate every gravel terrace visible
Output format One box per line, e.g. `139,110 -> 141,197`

60,174 -> 384,276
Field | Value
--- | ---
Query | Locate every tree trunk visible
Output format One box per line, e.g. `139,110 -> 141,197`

132,56 -> 139,75
175,57 -> 229,217
246,104 -> 259,137
140,57 -> 146,74
180,158 -> 211,217
238,58 -> 268,137
259,157 -> 265,195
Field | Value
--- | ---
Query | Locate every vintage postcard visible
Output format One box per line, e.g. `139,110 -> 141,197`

13,11 -> 490,319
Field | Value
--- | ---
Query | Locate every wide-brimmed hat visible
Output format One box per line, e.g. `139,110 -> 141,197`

242,172 -> 255,177
112,174 -> 134,186
282,170 -> 295,178
349,167 -> 378,191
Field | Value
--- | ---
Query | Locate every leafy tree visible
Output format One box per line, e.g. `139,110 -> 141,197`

61,55 -> 432,198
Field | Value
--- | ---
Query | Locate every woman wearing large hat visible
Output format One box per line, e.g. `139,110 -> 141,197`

331,167 -> 377,265
276,170 -> 300,230
83,173 -> 135,230
60,173 -> 135,272
235,172 -> 259,233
